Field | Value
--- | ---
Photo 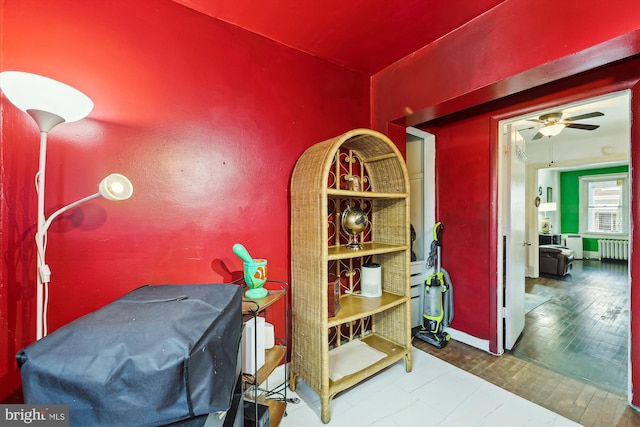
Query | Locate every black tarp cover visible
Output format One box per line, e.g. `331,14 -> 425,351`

17,284 -> 242,426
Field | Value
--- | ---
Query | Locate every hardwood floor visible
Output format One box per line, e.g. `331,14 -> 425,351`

517,259 -> 629,394
413,258 -> 639,427
414,339 -> 640,427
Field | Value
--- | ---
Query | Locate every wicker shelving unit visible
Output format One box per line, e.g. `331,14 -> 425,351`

290,129 -> 412,423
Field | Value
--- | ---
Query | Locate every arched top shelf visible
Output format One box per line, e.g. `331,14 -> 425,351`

293,128 -> 409,196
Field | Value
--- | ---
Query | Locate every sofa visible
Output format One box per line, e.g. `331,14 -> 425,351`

539,245 -> 574,276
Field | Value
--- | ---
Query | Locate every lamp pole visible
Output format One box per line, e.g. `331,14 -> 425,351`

35,130 -> 48,340
31,109 -> 66,339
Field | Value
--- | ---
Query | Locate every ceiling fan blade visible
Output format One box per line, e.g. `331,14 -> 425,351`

565,123 -> 600,131
532,132 -> 544,140
563,111 -> 604,121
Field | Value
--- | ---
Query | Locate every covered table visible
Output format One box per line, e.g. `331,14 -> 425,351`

17,284 -> 242,427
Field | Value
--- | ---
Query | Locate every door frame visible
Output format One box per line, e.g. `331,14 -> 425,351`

498,123 -> 530,353
406,126 -> 435,260
495,87 -> 635,401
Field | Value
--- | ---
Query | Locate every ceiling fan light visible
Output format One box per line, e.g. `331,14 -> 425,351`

539,123 -> 565,137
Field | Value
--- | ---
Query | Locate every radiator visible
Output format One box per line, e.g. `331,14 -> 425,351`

598,239 -> 629,261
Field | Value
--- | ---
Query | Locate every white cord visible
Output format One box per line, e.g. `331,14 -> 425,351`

35,169 -> 50,337
43,282 -> 49,336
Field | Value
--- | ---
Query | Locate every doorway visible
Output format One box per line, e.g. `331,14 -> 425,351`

406,128 -> 435,329
500,91 -> 631,394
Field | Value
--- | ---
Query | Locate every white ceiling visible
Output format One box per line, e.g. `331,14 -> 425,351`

510,91 -> 630,169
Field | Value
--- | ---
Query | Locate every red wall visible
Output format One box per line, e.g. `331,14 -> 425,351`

422,64 -> 640,345
0,0 -> 370,401
372,0 -> 640,406
420,116 -> 493,340
373,0 -> 640,130
5,0 -> 640,409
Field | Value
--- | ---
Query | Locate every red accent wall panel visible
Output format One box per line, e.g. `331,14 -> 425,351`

0,0 -> 369,401
432,117 -> 492,338
419,60 -> 640,395
372,0 -> 640,405
372,0 -> 640,129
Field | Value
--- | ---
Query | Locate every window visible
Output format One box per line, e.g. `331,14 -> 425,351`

580,173 -> 628,234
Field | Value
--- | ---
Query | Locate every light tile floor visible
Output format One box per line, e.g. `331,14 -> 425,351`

280,347 -> 581,427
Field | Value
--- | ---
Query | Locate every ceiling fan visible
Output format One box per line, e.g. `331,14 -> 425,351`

526,111 -> 604,140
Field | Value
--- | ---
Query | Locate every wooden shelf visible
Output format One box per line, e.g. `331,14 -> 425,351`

327,188 -> 409,199
327,242 -> 409,260
328,292 -> 408,327
242,290 -> 286,315
242,287 -> 288,427
265,399 -> 287,427
328,334 -> 408,394
243,345 -> 286,387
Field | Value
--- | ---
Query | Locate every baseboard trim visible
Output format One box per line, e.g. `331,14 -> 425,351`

444,327 -> 491,353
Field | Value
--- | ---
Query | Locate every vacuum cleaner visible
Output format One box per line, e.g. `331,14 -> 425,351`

414,222 -> 454,349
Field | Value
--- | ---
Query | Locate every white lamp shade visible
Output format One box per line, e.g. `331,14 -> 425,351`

0,71 -> 93,124
99,174 -> 134,201
539,124 -> 565,137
